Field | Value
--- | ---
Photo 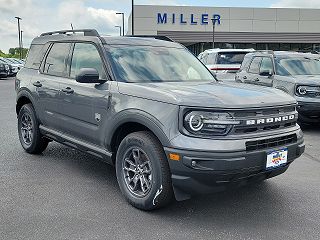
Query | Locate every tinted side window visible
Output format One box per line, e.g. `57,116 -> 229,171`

43,43 -> 71,77
70,43 -> 106,80
248,57 -> 262,74
25,44 -> 46,69
260,57 -> 273,73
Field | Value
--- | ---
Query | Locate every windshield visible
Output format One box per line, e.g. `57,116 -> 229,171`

107,45 -> 215,83
276,57 -> 320,76
216,52 -> 249,65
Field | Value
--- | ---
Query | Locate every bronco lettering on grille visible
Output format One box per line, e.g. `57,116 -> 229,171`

246,115 -> 295,125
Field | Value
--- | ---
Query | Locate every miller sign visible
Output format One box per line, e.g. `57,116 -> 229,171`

157,13 -> 221,25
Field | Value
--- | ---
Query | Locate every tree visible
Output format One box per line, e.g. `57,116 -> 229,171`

9,48 -> 16,55
0,48 -> 29,59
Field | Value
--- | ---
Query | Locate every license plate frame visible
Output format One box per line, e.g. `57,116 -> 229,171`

266,148 -> 288,170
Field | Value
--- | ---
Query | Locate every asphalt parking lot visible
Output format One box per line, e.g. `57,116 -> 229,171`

0,77 -> 319,240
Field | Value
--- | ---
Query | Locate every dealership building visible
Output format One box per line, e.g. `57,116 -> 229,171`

128,5 -> 320,54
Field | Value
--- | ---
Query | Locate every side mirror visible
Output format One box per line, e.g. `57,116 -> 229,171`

259,69 -> 273,77
76,68 -> 103,83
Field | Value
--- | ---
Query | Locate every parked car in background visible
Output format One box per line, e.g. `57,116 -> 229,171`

8,58 -> 25,65
0,63 -> 8,78
236,51 -> 320,123
198,48 -> 255,81
4,58 -> 24,68
0,58 -> 22,76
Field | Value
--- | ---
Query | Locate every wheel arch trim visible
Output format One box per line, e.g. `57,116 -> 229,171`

105,109 -> 171,151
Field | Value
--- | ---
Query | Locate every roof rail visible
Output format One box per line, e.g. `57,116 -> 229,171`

126,35 -> 174,42
296,50 -> 319,54
40,29 -> 100,37
254,50 -> 274,54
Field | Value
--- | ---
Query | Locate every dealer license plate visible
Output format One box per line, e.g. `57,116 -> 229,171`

266,148 -> 288,169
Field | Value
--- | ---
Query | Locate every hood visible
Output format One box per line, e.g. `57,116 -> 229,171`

118,81 -> 296,108
293,75 -> 320,85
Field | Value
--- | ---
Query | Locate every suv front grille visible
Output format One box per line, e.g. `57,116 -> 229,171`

246,134 -> 297,152
230,105 -> 297,135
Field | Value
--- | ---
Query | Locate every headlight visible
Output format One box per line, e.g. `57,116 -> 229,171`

183,111 -> 240,136
296,85 -> 320,96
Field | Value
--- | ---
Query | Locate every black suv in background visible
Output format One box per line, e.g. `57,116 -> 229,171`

236,51 -> 320,123
0,63 -> 9,78
16,29 -> 304,210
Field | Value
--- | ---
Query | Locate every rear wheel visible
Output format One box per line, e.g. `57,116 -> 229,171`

18,103 -> 49,154
115,131 -> 173,210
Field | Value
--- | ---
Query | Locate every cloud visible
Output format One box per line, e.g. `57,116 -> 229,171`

0,0 -> 122,53
271,0 -> 320,8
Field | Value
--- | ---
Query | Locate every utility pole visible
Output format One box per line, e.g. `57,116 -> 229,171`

131,0 -> 134,35
211,18 -> 216,49
115,26 -> 122,36
116,12 -> 125,36
15,16 -> 22,59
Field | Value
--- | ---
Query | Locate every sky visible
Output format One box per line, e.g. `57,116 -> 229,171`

1,0 -> 320,53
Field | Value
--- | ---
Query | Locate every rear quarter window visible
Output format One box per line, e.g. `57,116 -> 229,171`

24,44 -> 48,70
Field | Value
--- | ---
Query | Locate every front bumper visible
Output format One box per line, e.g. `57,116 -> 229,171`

164,136 -> 304,201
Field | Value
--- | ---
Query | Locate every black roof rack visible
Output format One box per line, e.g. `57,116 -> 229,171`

40,29 -> 100,37
126,35 -> 174,42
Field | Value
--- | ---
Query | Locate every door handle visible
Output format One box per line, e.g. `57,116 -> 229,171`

33,81 -> 42,87
243,76 -> 247,80
62,87 -> 74,94
254,78 -> 260,82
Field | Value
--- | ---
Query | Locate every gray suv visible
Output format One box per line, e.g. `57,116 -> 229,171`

236,51 -> 320,123
16,29 -> 305,210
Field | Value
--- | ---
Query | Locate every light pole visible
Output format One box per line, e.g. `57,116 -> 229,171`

131,0 -> 134,35
15,16 -> 22,59
116,12 -> 125,36
211,18 -> 216,49
115,26 -> 122,36
20,30 -> 23,58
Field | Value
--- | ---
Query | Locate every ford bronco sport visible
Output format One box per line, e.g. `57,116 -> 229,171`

16,29 -> 305,210
236,51 -> 320,123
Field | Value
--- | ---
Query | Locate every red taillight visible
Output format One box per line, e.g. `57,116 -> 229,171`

210,67 -> 240,71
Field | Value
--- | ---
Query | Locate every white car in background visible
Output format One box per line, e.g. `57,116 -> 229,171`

198,48 -> 255,81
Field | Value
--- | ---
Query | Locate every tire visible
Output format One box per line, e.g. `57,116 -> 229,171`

18,103 -> 49,154
115,131 -> 173,210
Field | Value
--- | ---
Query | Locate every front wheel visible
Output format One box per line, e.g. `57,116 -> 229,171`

18,103 -> 49,154
115,131 -> 173,210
